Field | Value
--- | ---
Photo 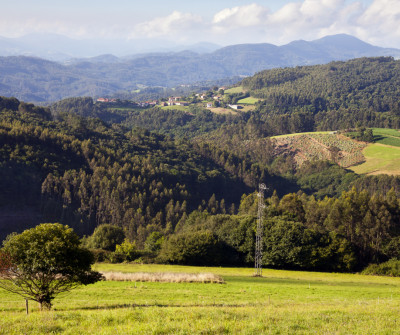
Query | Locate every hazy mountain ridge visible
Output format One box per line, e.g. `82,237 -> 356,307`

1,34 -> 400,102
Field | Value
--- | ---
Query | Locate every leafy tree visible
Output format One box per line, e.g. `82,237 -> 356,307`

0,223 -> 102,310
86,224 -> 125,251
158,230 -> 225,265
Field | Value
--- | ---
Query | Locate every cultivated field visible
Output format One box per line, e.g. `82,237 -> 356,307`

1,264 -> 400,334
272,132 -> 367,167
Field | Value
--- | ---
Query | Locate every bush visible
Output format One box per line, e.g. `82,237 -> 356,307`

362,259 -> 400,277
158,230 -> 226,266
114,239 -> 139,262
90,248 -> 112,262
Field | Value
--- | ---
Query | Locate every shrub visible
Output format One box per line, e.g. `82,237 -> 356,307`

362,259 -> 400,277
90,248 -> 112,262
114,239 -> 139,262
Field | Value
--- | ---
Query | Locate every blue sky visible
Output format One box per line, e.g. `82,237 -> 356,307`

2,0 -> 399,48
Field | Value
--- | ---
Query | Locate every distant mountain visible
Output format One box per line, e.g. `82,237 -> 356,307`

1,34 -> 400,102
0,33 -> 222,61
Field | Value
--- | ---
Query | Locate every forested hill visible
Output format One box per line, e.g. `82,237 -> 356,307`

0,96 -> 253,241
1,35 -> 400,102
241,57 -> 400,129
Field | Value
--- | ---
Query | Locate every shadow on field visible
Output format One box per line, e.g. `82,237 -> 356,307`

58,303 -> 256,311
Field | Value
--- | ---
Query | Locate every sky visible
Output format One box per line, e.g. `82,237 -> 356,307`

1,0 -> 400,48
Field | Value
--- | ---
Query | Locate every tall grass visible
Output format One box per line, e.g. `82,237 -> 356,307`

101,271 -> 224,283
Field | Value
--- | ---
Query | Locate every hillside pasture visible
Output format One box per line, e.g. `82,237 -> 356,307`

1,264 -> 400,334
237,97 -> 259,105
271,131 -> 334,138
349,143 -> 400,175
224,86 -> 245,94
160,105 -> 190,112
373,128 -> 400,147
207,107 -> 238,115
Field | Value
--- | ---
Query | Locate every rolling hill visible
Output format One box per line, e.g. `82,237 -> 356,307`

270,129 -> 400,176
1,34 -> 400,102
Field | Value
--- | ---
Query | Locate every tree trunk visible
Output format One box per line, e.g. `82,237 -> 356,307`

39,300 -> 52,310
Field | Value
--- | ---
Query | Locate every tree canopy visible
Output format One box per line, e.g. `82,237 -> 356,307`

0,223 -> 102,309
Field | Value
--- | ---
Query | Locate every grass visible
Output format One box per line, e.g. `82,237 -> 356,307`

237,97 -> 259,105
372,128 -> 400,147
1,264 -> 400,334
207,107 -> 238,115
224,86 -> 245,94
349,143 -> 400,175
271,131 -> 334,139
160,105 -> 190,112
101,271 -> 224,283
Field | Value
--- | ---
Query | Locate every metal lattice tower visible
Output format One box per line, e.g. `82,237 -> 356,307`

254,183 -> 267,277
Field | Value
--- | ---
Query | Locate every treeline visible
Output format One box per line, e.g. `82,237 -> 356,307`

155,187 -> 400,271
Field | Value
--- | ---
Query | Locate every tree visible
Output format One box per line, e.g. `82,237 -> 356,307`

86,224 -> 125,251
158,230 -> 225,265
0,223 -> 102,310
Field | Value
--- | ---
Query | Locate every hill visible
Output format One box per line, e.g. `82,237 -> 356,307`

271,132 -> 367,167
0,96 -> 251,241
1,34 -> 400,102
270,129 -> 400,176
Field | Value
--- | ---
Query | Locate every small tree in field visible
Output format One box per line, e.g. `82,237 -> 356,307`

0,223 -> 103,310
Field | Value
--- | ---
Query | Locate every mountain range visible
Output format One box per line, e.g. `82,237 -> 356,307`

1,34 -> 400,103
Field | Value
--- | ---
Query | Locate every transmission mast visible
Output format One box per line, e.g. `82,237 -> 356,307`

254,183 -> 267,277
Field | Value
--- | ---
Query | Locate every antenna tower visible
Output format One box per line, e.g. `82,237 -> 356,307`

254,183 -> 267,277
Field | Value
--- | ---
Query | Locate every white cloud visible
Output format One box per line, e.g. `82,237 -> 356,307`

212,3 -> 269,28
207,0 -> 400,47
132,11 -> 203,39
1,1 -> 400,48
356,0 -> 400,46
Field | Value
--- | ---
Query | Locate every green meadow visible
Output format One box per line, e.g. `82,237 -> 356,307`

224,86 -> 245,94
160,105 -> 190,112
1,264 -> 400,334
271,131 -> 334,139
237,97 -> 259,105
350,143 -> 400,175
373,128 -> 400,147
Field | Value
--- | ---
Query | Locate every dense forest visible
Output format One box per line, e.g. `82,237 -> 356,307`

2,56 -> 400,272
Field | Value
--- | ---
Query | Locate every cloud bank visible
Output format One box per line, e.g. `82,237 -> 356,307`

129,0 -> 400,47
1,0 -> 400,48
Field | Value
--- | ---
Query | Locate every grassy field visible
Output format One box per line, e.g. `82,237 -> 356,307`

237,97 -> 259,105
160,105 -> 190,112
271,131 -> 334,139
224,86 -> 245,94
207,107 -> 238,115
373,128 -> 400,147
349,143 -> 400,175
1,264 -> 400,334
